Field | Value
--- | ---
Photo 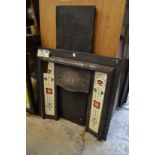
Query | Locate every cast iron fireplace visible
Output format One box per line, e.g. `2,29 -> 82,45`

37,48 -> 122,141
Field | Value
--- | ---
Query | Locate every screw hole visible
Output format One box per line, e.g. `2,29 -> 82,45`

72,53 -> 76,57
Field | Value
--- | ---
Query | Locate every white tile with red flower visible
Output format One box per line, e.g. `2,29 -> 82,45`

89,72 -> 107,133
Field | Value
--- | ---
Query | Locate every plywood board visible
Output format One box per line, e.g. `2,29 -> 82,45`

39,0 -> 126,57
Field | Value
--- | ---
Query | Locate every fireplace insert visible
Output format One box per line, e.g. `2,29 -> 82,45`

37,48 -> 122,141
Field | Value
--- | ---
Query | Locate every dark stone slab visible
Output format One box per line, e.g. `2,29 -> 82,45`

56,6 -> 96,52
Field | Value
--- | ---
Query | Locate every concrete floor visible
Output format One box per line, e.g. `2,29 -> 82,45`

26,105 -> 128,155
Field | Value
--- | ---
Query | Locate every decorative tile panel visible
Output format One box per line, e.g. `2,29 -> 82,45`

89,72 -> 107,133
43,63 -> 55,116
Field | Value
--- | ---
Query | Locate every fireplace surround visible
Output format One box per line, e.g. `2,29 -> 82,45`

37,48 -> 122,141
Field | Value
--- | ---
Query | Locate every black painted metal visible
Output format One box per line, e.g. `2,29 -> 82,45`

120,70 -> 129,105
57,86 -> 88,126
55,64 -> 91,125
48,48 -> 120,67
101,68 -> 121,140
118,59 -> 129,107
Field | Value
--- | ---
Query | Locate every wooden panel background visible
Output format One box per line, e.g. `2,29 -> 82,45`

39,0 -> 126,58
